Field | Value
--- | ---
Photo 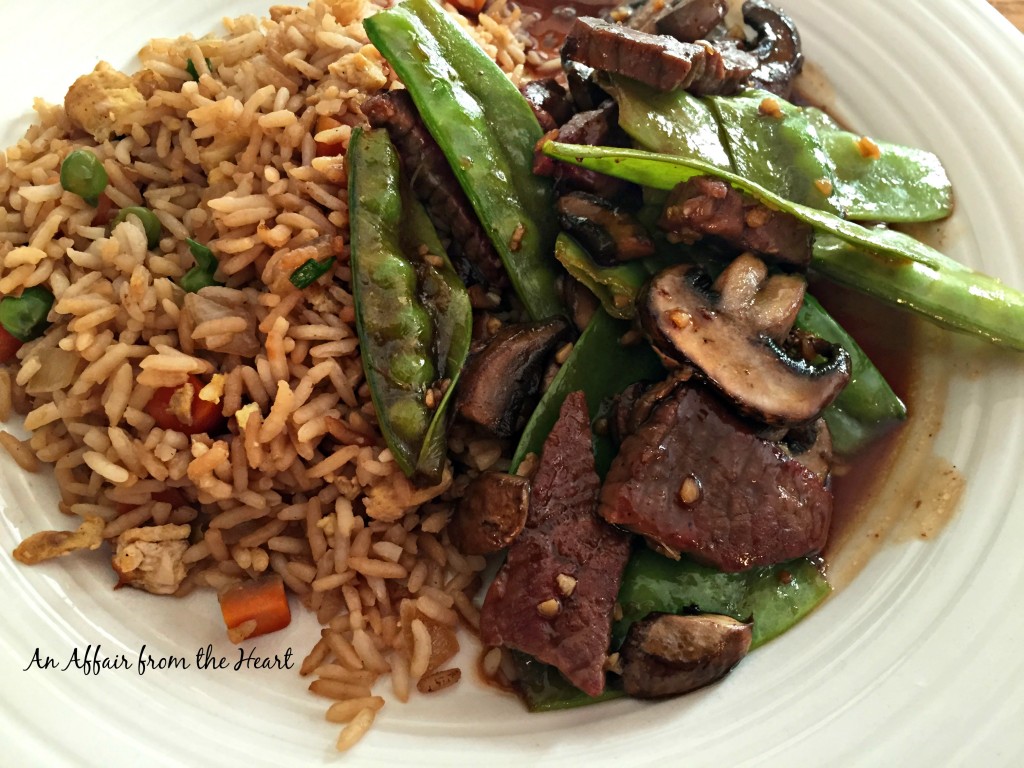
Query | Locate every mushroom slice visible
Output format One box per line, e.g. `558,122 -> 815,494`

620,613 -> 753,698
455,318 -> 572,438
556,192 -> 656,265
743,0 -> 804,98
641,262 -> 850,426
450,472 -> 530,555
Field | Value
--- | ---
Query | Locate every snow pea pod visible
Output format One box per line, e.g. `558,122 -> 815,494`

348,128 -> 472,481
364,0 -> 564,321
542,141 -> 1024,351
610,79 -> 952,222
794,294 -> 906,455
511,308 -> 663,477
553,233 -> 675,320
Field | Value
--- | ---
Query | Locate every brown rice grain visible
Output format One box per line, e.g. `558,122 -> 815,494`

416,668 -> 461,695
308,679 -> 374,701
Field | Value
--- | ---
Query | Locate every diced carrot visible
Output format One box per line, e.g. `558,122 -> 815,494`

0,325 -> 23,362
315,115 -> 345,157
145,374 -> 224,435
218,576 -> 292,639
451,0 -> 485,13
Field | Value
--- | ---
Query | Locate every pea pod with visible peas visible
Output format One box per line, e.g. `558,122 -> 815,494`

348,127 -> 472,482
364,0 -> 564,321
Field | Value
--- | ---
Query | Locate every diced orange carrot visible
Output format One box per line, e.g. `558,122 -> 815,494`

315,115 -> 345,157
218,575 -> 292,639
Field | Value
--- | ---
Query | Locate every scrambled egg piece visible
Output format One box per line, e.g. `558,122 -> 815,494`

13,516 -> 105,564
64,62 -> 146,142
112,524 -> 191,595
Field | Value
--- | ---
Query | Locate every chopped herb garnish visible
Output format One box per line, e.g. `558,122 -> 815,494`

185,57 -> 214,81
180,238 -> 222,293
289,257 -> 335,289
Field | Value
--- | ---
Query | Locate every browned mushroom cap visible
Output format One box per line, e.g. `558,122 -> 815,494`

455,318 -> 572,438
627,0 -> 727,42
556,192 -> 656,265
450,472 -> 530,555
619,613 -> 753,698
743,0 -> 803,98
641,261 -> 850,426
781,417 -> 833,482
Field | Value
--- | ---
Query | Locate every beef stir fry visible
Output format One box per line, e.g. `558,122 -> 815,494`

350,0 -> 1024,707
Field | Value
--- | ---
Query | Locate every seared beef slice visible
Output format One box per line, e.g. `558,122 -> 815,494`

599,383 -> 831,571
480,392 -> 632,696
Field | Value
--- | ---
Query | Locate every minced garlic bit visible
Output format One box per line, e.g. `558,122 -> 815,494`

536,598 -> 561,618
758,97 -> 783,119
198,373 -> 225,403
508,223 -> 525,252
814,178 -> 834,196
679,475 -> 702,505
669,310 -> 691,330
856,135 -> 882,160
556,573 -> 577,597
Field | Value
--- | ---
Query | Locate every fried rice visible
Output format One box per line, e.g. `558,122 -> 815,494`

0,0 -> 542,751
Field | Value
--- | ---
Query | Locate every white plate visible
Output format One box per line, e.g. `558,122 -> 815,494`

2,1 -> 1023,766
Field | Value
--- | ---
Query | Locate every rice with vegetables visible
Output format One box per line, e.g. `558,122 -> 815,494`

0,0 -> 537,749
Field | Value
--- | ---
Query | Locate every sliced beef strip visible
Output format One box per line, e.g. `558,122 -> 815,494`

534,100 -> 636,201
362,90 -> 507,289
519,78 -> 575,132
658,176 -> 813,268
599,382 -> 832,572
480,391 -> 632,697
561,17 -> 756,96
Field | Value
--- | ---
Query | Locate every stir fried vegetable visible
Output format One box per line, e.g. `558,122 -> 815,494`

542,141 -> 1024,350
348,127 -> 472,481
59,148 -> 107,205
0,286 -> 54,342
180,238 -> 222,293
111,205 -> 162,249
0,325 -> 23,362
609,76 -> 953,222
364,0 -> 564,321
145,374 -> 224,435
794,295 -> 906,454
218,575 -> 291,640
290,257 -> 335,289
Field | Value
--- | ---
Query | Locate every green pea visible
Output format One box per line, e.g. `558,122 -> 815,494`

0,286 -> 55,342
59,149 -> 108,205
111,206 -> 163,249
180,266 -> 220,293
389,351 -> 435,389
387,398 -> 429,444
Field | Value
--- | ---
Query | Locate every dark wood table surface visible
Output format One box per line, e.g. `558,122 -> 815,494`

990,0 -> 1024,30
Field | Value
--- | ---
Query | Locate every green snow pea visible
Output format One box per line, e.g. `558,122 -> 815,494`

511,308 -> 663,478
610,80 -> 952,222
553,233 -> 676,320
364,0 -> 564,321
348,127 -> 472,481
541,141 -> 1024,351
804,107 -> 953,223
794,294 -> 906,455
606,74 -> 731,169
